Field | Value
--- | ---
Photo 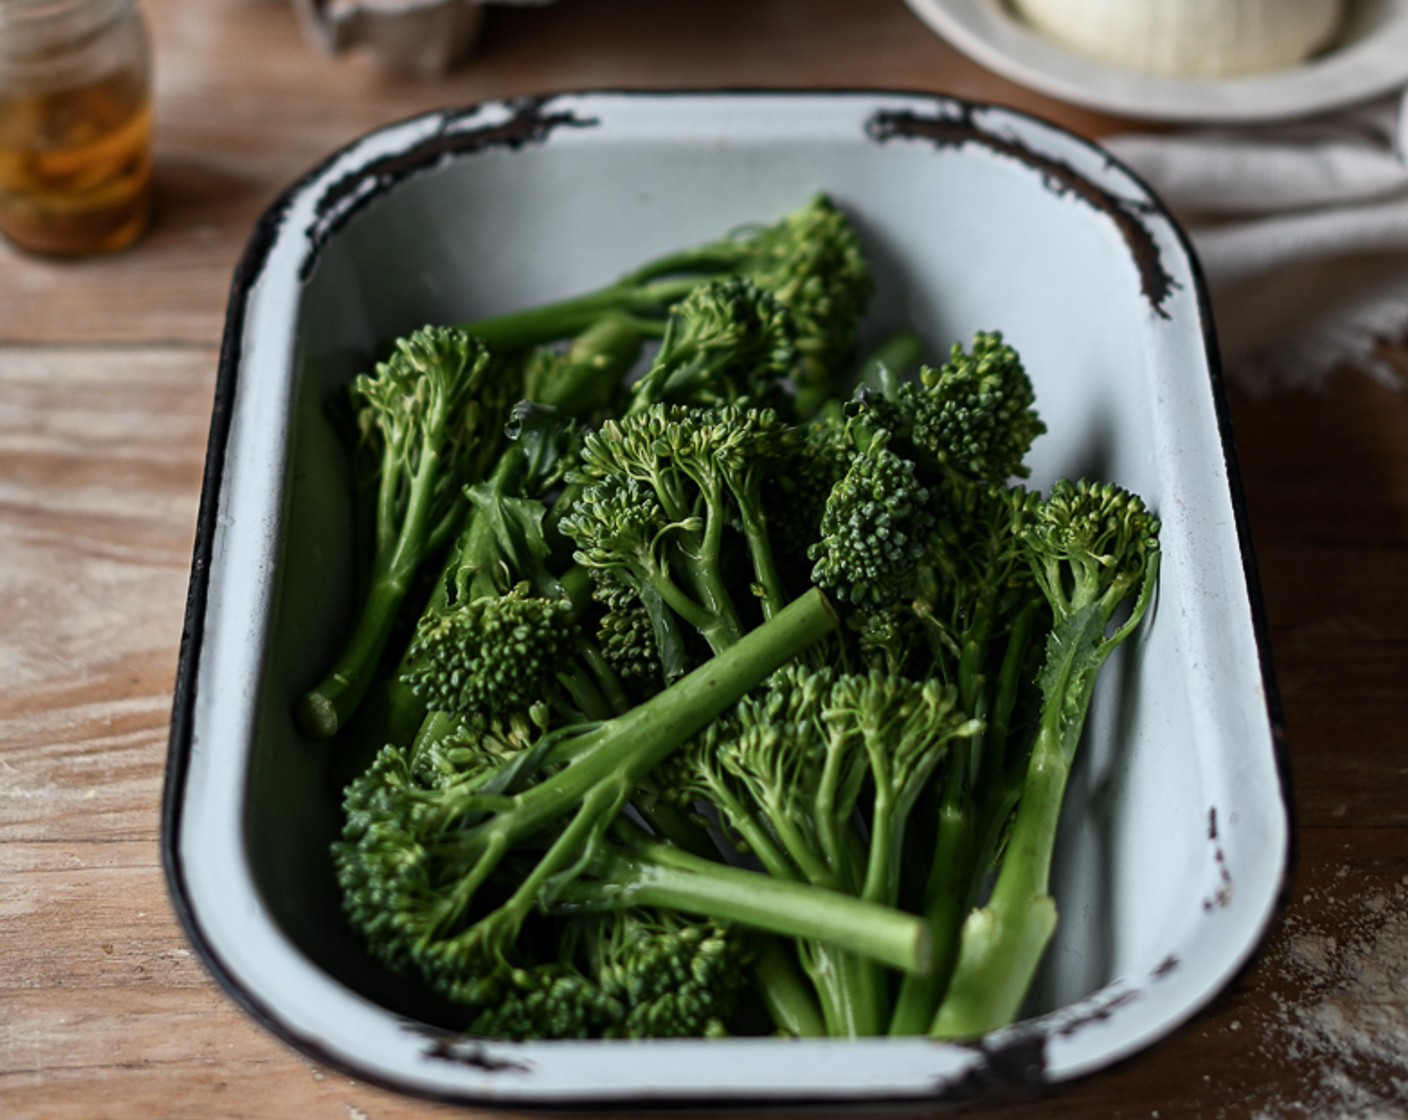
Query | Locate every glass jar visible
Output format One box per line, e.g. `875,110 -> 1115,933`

0,0 -> 153,256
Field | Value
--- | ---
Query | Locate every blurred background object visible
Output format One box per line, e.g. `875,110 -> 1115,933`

289,0 -> 556,76
0,0 -> 153,255
1009,0 -> 1345,78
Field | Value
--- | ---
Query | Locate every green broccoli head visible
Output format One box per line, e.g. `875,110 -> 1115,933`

334,721 -> 544,990
335,743 -> 523,997
808,418 -> 934,612
558,472 -> 679,585
630,276 -> 798,413
577,402 -> 795,497
909,482 -> 1043,667
400,583 -> 578,723
741,193 -> 873,406
353,326 -> 497,515
590,910 -> 753,1039
333,743 -> 449,976
675,660 -> 977,931
335,740 -> 545,1010
1022,478 -> 1161,623
409,714 -> 537,791
463,909 -> 751,1041
898,331 -> 1046,487
467,960 -> 619,1041
591,571 -> 665,701
764,409 -> 853,569
297,325 -> 505,741
666,402 -> 798,481
564,403 -> 803,652
712,663 -> 846,844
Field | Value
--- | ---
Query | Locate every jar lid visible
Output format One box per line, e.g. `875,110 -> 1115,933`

0,0 -> 136,62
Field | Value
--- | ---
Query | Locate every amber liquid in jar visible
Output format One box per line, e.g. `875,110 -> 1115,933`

0,2 -> 152,256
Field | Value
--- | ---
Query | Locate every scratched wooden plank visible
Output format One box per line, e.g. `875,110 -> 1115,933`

0,347 -> 211,844
1226,379 -> 1408,831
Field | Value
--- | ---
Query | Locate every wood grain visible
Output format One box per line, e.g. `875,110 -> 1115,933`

3,1 -> 1407,1117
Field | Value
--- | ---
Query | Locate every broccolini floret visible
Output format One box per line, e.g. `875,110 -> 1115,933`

560,403 -> 798,669
316,199 -> 1163,1046
400,583 -> 580,723
463,194 -> 872,419
296,326 -> 509,740
898,331 -> 1047,487
334,589 -> 937,1033
808,414 -> 935,613
392,398 -> 630,730
929,479 -> 1160,1040
626,277 -> 797,414
466,909 -> 752,1040
590,570 -> 665,701
666,663 -> 979,1036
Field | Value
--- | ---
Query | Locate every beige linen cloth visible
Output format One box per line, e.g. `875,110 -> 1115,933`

1105,89 -> 1408,391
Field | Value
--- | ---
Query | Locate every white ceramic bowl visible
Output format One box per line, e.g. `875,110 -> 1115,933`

163,90 -> 1289,1107
905,0 -> 1408,122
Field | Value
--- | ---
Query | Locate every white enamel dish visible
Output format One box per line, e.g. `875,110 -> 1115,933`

906,0 -> 1408,123
162,90 -> 1290,1106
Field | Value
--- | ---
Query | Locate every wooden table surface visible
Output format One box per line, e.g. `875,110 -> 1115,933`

4,2 -> 1407,1117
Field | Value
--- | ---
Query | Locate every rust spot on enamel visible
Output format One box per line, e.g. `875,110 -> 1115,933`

865,104 -> 1178,319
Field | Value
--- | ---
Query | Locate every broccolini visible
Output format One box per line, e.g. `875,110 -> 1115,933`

304,194 -> 1161,1045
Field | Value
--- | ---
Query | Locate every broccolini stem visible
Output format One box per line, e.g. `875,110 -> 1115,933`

927,605 -> 1106,1039
926,721 -> 1065,1040
371,431 -> 404,568
860,759 -> 904,910
761,739 -> 889,1037
579,837 -> 933,977
463,278 -> 700,352
764,798 -> 837,890
889,593 -> 1048,1035
615,246 -> 746,286
638,553 -> 735,654
815,738 -> 892,1037
978,598 -> 1046,792
529,312 -> 646,416
553,666 -> 617,723
570,636 -> 631,717
296,563 -> 423,740
699,772 -> 800,885
627,778 -> 720,861
886,784 -> 979,1036
300,398 -> 464,740
752,937 -> 827,1038
680,480 -> 746,649
734,497 -> 790,619
812,739 -> 864,895
644,783 -> 830,1038
804,943 -> 889,1037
